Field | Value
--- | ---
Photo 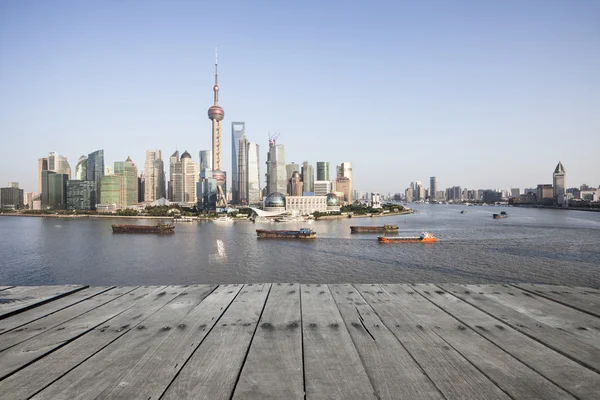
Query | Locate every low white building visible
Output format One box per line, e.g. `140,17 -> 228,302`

286,196 -> 328,215
371,192 -> 382,209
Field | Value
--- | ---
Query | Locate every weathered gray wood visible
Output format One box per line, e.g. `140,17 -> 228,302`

330,284 -> 443,399
412,283 -> 600,400
29,285 -> 216,400
0,286 -> 113,335
391,284 -> 575,400
439,283 -> 600,373
161,284 -> 271,400
0,286 -> 151,380
463,284 -> 600,349
232,283 -> 304,400
100,284 -> 241,400
513,283 -> 600,318
301,284 -> 376,400
0,285 -> 185,400
356,284 -> 510,400
0,287 -> 117,347
0,285 -> 86,319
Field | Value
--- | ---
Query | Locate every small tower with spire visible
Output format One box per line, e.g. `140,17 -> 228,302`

553,161 -> 566,206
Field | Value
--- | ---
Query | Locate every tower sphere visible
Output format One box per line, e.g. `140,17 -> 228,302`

208,105 -> 224,121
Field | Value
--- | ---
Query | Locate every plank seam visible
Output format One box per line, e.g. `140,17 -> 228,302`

509,284 -> 600,319
329,285 -> 380,400
299,284 -> 307,400
229,283 -> 273,400
0,285 -> 90,320
0,286 -> 15,292
352,284 -> 448,400
0,286 -> 117,336
417,285 -> 583,400
22,285 -> 189,399
157,284 -> 245,400
437,284 -> 600,375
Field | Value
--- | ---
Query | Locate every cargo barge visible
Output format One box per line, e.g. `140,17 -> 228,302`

256,228 -> 316,239
378,232 -> 437,243
493,211 -> 508,219
350,224 -> 399,233
112,222 -> 175,234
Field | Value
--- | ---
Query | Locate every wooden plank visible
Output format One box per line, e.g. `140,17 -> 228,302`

0,286 -> 114,337
463,284 -> 600,349
0,286 -> 158,380
0,287 -> 136,353
355,284 -> 510,400
29,285 -> 216,400
0,285 -> 86,319
0,286 -> 15,291
329,284 -> 443,399
439,283 -> 600,373
301,284 -> 376,400
513,283 -> 600,318
161,284 -> 271,400
232,283 -> 304,400
0,285 -> 185,400
390,284 -> 575,400
413,283 -> 600,400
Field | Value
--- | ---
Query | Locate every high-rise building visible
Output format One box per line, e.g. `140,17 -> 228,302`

138,172 -> 145,203
553,161 -> 566,205
238,130 -> 249,205
289,172 -> 303,196
207,52 -> 227,208
100,175 -> 125,208
340,162 -> 352,203
37,158 -> 48,193
87,149 -> 104,205
510,188 -> 520,198
66,180 -> 95,210
266,138 -> 286,195
247,142 -> 261,204
301,161 -> 314,193
43,172 -> 68,209
144,150 -> 165,202
75,156 -> 88,180
48,152 -> 71,179
231,122 -> 245,204
114,156 -> 139,206
286,163 -> 301,181
0,186 -> 24,208
430,177 -> 437,200
316,162 -> 330,181
336,176 -> 351,203
314,180 -> 331,196
171,151 -> 199,204
168,150 -> 179,201
199,150 -> 212,178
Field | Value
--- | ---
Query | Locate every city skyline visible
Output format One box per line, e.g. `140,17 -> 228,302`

1,1 -> 599,192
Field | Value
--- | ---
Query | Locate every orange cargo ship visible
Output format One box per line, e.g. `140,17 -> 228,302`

377,232 -> 437,243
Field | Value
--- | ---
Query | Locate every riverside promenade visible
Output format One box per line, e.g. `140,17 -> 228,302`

0,283 -> 599,399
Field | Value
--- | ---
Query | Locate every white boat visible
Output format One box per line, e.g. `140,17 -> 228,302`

213,216 -> 234,223
173,217 -> 194,222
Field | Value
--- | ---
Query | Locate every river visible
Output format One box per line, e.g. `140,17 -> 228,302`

1,204 -> 599,287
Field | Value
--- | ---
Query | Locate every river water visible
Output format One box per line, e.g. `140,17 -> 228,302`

1,204 -> 599,287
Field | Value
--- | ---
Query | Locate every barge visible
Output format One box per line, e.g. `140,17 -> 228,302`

112,222 -> 175,234
350,224 -> 399,233
378,232 -> 437,243
493,211 -> 508,219
256,228 -> 316,239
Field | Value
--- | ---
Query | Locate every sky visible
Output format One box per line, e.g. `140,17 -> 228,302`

1,0 -> 599,194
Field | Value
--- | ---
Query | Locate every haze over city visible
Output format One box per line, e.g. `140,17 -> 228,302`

1,0 -> 599,193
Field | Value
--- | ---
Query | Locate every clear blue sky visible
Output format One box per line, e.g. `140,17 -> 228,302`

1,0 -> 598,194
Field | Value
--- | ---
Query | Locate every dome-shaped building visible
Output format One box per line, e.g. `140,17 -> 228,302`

181,150 -> 192,159
326,193 -> 341,212
264,192 -> 286,212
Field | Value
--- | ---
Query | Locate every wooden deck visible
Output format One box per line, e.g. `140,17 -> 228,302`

0,283 -> 599,399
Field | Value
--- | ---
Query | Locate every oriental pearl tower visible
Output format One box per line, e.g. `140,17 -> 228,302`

207,50 -> 227,208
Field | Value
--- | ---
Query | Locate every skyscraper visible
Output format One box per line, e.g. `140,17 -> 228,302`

75,156 -> 88,180
207,51 -> 227,208
168,150 -> 179,201
114,156 -> 139,206
301,161 -> 314,193
266,137 -> 286,195
172,151 -> 199,204
100,175 -> 125,208
340,162 -> 352,203
430,177 -> 437,200
67,180 -> 95,210
238,130 -> 249,205
38,158 -> 48,193
289,171 -> 303,196
144,150 -> 165,202
231,122 -> 245,204
87,149 -> 104,205
199,150 -> 212,179
316,162 -> 330,181
247,142 -> 261,204
48,152 -> 72,179
553,161 -> 566,205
